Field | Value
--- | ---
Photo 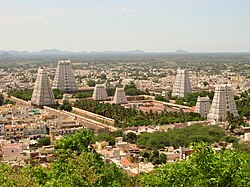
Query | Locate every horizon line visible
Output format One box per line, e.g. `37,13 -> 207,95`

1,49 -> 250,54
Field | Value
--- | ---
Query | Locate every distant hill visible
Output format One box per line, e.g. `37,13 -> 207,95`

175,49 -> 189,54
0,49 -> 145,56
38,49 -> 69,55
0,52 -> 13,57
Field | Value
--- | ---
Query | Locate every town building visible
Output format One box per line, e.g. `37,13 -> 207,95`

2,143 -> 30,162
53,59 -> 78,92
195,96 -> 211,118
207,84 -> 239,122
31,68 -> 56,107
4,124 -> 27,139
172,69 -> 192,97
49,119 -> 83,137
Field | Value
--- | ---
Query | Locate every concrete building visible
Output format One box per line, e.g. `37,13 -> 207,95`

50,119 -> 83,138
31,68 -> 56,107
5,124 -> 27,139
207,84 -> 238,122
53,59 -> 78,92
26,123 -> 47,135
92,84 -> 108,101
195,96 -> 211,118
172,69 -> 192,97
2,143 -> 30,161
113,87 -> 128,104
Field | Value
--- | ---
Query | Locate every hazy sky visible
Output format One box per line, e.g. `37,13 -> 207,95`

1,0 -> 250,52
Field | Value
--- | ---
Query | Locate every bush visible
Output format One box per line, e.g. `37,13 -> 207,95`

38,137 -> 51,147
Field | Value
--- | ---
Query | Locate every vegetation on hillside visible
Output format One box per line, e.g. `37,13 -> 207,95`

0,130 -> 249,186
139,142 -> 250,187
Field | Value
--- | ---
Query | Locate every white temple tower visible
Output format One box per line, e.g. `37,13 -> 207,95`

195,96 -> 211,118
171,69 -> 192,97
92,84 -> 108,101
113,87 -> 128,104
53,59 -> 78,92
31,67 -> 56,106
207,84 -> 238,122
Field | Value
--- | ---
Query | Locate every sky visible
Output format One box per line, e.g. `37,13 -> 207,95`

1,0 -> 250,52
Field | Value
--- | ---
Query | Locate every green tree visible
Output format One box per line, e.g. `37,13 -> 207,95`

55,129 -> 94,154
37,137 -> 51,147
87,80 -> 96,87
94,133 -> 115,146
9,89 -> 33,101
125,132 -> 137,143
59,100 -> 72,112
52,89 -> 64,99
139,143 -> 250,187
136,125 -> 229,149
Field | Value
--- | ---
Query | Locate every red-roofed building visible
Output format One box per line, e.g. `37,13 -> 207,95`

120,157 -> 138,168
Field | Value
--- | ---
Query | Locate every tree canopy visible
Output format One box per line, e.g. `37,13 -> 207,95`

136,124 -> 237,149
0,130 -> 249,186
139,143 -> 250,187
74,100 -> 204,128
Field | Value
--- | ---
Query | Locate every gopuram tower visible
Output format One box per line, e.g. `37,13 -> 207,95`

207,84 -> 238,122
113,87 -> 128,104
53,59 -> 78,92
31,67 -> 56,106
92,84 -> 108,101
171,69 -> 192,97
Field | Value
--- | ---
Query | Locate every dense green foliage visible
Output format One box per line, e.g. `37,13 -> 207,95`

52,89 -> 64,99
140,150 -> 167,165
0,94 -> 4,106
0,130 -> 133,187
73,91 -> 93,98
125,132 -> 138,143
87,79 -> 96,87
0,130 -> 249,186
55,129 -> 94,154
106,87 -> 116,96
59,100 -> 72,112
136,124 -> 236,149
124,83 -> 147,96
9,89 -> 33,101
235,142 -> 250,154
155,95 -> 169,102
3,99 -> 16,105
93,133 -> 116,146
174,91 -> 214,107
37,137 -> 51,147
236,96 -> 250,119
139,142 -> 250,187
226,112 -> 246,132
74,100 -> 204,128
